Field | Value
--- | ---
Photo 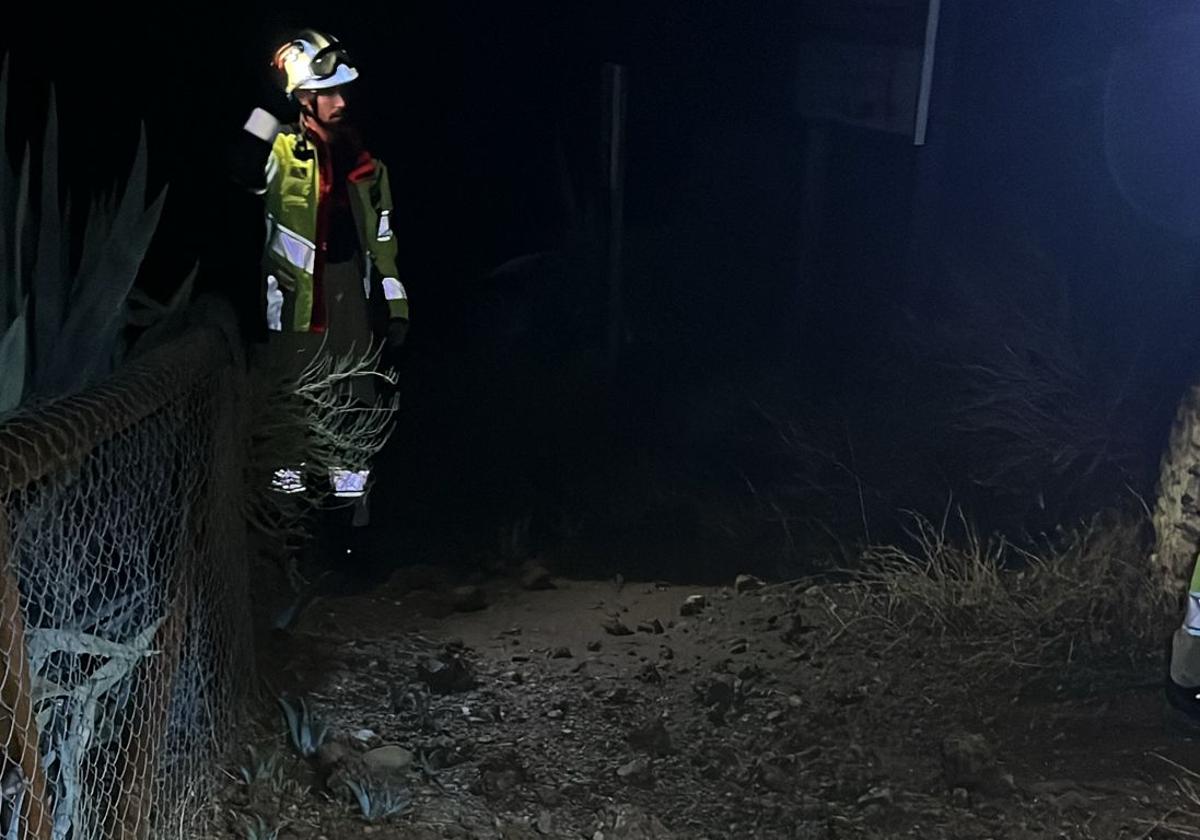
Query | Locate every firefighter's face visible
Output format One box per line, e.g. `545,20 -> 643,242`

300,86 -> 348,125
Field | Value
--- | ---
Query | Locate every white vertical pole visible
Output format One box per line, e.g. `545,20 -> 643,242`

914,0 -> 942,146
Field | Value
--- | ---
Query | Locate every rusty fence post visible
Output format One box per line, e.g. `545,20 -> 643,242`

0,506 -> 54,840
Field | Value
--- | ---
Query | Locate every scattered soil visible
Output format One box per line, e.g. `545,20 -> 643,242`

204,567 -> 1199,839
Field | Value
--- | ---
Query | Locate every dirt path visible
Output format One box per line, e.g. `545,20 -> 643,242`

215,569 -> 1200,839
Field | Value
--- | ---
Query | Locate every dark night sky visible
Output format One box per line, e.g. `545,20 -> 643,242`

9,3 -> 1200,569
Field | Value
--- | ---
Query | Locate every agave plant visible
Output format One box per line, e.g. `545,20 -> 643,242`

238,812 -> 284,840
237,745 -> 285,788
344,777 -> 413,822
277,694 -> 328,758
0,54 -> 180,416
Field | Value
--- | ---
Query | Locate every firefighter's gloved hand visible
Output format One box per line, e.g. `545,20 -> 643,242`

245,79 -> 298,141
263,69 -> 301,122
385,319 -> 409,352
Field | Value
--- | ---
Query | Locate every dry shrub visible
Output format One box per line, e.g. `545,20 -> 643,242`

838,506 -> 1172,673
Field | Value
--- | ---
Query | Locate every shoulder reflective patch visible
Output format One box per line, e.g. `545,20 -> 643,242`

382,277 -> 407,301
377,210 -> 393,241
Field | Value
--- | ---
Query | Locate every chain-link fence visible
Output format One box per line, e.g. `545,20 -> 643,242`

0,325 -> 252,840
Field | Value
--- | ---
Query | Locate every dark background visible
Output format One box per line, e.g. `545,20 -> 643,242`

6,2 -> 1200,582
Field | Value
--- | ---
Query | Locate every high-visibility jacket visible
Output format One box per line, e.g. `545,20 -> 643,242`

262,128 -> 408,333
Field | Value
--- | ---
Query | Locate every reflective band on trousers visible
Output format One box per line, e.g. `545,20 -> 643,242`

269,220 -> 316,274
330,468 -> 370,498
271,467 -> 306,495
377,210 -> 392,241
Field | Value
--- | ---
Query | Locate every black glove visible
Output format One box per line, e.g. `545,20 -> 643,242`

259,70 -> 300,125
385,319 -> 409,351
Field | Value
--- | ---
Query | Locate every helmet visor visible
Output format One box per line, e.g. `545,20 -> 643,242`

310,44 -> 352,80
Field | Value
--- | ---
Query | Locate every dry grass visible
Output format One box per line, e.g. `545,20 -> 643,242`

824,506 -> 1173,675
245,341 -> 399,554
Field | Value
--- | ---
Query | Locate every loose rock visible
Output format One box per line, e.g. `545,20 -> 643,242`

450,585 -> 488,612
362,745 -> 414,772
735,574 -> 766,594
521,562 -> 556,591
603,618 -> 635,636
680,595 -> 708,616
417,654 -> 478,694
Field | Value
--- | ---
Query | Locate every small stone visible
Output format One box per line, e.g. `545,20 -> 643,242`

450,585 -> 488,612
362,745 -> 414,772
587,640 -> 603,652
951,787 -> 971,807
628,718 -> 673,756
521,562 -> 556,591
857,787 -> 894,806
550,646 -> 573,659
730,641 -> 749,655
636,663 -> 663,684
351,728 -> 376,743
660,646 -> 675,660
760,763 -> 791,793
735,574 -> 766,593
602,618 -> 635,636
316,740 -> 348,769
536,811 -> 554,834
701,675 -> 737,709
680,595 -> 708,616
766,709 -> 784,723
417,655 -> 478,694
941,733 -> 1013,796
616,757 -> 652,784
547,709 -> 563,720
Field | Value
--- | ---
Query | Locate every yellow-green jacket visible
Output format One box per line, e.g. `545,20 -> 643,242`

262,129 -> 408,333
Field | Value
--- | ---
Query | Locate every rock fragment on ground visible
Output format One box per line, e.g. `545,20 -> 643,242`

680,595 -> 708,616
735,574 -> 766,594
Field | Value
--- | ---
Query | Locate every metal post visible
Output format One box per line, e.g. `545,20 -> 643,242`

602,63 -> 628,369
0,507 -> 54,840
913,0 -> 943,146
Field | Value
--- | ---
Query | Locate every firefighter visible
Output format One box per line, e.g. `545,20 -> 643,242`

1167,582 -> 1200,726
234,29 -> 408,523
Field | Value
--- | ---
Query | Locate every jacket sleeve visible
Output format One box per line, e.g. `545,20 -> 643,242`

230,108 -> 282,194
371,162 -> 409,324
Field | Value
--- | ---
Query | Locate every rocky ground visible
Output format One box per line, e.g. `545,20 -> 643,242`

204,561 -> 1200,839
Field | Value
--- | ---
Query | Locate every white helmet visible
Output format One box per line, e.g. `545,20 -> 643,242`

272,29 -> 359,96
